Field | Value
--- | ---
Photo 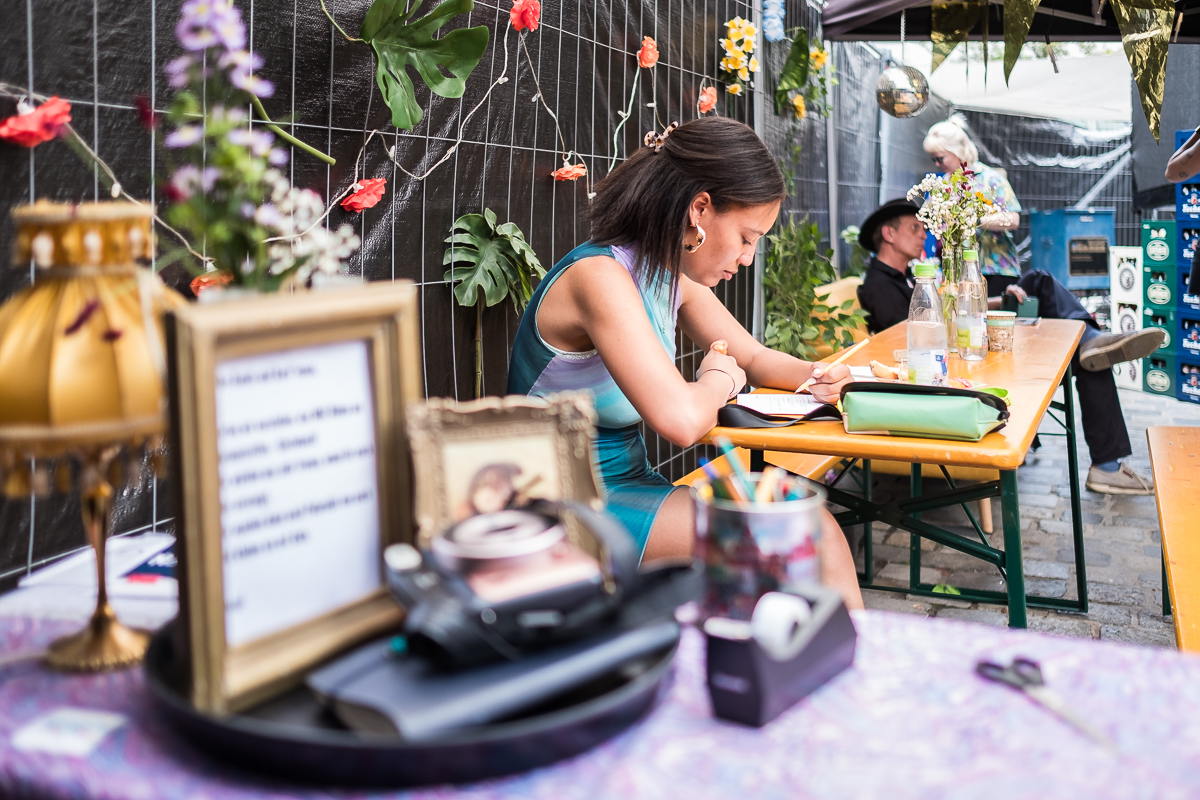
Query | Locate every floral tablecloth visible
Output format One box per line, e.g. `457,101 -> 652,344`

3,611 -> 1200,800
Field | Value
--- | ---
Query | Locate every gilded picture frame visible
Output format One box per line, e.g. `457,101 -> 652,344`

405,393 -> 601,549
166,283 -> 421,714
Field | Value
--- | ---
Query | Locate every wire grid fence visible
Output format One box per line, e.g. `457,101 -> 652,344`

0,0 -> 839,586
958,110 -> 1137,253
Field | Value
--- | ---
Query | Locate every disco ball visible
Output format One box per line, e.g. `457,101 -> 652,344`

876,65 -> 930,118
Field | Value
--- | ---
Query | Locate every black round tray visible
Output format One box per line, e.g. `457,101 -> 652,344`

144,624 -> 677,787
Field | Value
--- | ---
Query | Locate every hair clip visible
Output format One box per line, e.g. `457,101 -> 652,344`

643,121 -> 680,153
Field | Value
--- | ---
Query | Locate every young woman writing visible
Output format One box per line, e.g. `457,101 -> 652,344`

507,117 -> 862,608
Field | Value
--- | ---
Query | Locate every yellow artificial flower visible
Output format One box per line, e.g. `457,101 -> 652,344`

810,48 -> 828,69
738,67 -> 749,80
793,94 -> 806,119
739,22 -> 757,42
749,56 -> 759,72
727,83 -> 743,95
720,37 -> 738,54
723,50 -> 747,71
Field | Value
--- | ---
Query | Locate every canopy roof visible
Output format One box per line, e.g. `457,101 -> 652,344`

824,0 -> 1200,44
925,52 -> 1133,122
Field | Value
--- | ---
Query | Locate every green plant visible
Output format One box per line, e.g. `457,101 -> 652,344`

839,226 -> 871,278
763,215 -> 866,360
361,0 -> 490,131
443,209 -> 545,397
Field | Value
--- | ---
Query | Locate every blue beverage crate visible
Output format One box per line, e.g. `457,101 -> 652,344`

1176,352 -> 1200,405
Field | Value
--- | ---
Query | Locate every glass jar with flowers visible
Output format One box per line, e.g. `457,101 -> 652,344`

907,169 -> 1001,353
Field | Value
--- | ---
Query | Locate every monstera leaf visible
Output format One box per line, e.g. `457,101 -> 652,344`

773,27 -> 809,116
443,209 -> 544,397
361,0 -> 489,131
443,209 -> 544,312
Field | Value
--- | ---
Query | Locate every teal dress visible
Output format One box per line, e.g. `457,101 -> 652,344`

507,242 -> 680,556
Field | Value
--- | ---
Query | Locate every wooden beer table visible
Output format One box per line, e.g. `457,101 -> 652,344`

704,319 -> 1088,627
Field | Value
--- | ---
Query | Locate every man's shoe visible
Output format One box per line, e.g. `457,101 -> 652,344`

1085,463 -> 1154,495
1079,329 -> 1166,372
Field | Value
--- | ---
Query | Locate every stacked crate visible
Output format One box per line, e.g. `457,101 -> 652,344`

1175,127 -> 1200,404
1141,220 -> 1177,396
1109,245 -> 1143,390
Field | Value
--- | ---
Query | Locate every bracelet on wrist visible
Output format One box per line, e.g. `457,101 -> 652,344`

699,368 -> 738,401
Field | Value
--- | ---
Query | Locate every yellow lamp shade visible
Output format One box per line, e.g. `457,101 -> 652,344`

0,201 -> 184,448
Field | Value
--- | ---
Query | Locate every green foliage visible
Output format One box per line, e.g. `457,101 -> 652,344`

773,28 -> 808,115
763,216 -> 866,361
932,584 -> 962,595
443,209 -> 544,312
362,0 -> 490,132
839,226 -> 871,278
772,27 -> 832,118
163,94 -> 290,291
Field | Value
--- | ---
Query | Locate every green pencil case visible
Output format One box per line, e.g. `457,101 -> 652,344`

840,382 -> 1010,442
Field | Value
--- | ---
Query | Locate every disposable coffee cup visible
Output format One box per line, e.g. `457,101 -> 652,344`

691,475 -> 826,622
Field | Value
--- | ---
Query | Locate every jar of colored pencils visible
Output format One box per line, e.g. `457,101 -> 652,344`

691,465 -> 826,622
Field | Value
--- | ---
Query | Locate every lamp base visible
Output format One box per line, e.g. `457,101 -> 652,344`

44,602 -> 151,672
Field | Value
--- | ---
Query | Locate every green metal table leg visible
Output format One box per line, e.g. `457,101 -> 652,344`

863,459 -> 873,583
1001,469 -> 1027,628
1164,553 -> 1173,617
1061,365 -> 1088,612
910,463 -> 922,590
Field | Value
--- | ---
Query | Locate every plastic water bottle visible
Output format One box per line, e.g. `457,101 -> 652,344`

956,248 -> 987,362
907,262 -> 948,386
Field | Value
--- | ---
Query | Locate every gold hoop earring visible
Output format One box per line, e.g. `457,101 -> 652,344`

684,224 -> 706,253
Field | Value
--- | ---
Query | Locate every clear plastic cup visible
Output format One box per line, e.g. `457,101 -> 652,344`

691,475 -> 826,621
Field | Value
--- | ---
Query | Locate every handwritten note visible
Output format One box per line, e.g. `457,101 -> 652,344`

215,340 -> 381,647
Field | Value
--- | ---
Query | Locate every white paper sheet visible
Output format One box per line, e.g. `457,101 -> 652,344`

215,340 -> 382,647
12,708 -> 127,758
735,393 -> 823,416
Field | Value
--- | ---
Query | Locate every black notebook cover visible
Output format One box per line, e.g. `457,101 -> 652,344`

307,619 -> 679,741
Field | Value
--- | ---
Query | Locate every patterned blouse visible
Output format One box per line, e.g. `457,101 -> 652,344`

970,163 -> 1022,278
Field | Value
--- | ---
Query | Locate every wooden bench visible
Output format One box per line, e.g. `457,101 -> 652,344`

1147,426 -> 1200,651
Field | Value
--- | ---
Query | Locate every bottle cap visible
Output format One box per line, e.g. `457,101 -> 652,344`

963,249 -> 978,260
913,262 -> 936,278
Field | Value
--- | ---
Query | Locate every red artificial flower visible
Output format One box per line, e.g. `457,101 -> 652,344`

341,177 -> 387,212
510,0 -> 540,32
551,163 -> 588,181
134,95 -> 158,129
0,96 -> 72,148
698,86 -> 718,114
190,271 -> 233,296
637,36 -> 659,69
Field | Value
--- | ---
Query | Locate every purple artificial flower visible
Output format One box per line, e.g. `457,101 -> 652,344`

164,55 -> 194,88
176,0 -> 244,53
164,125 -> 203,148
169,165 -> 200,198
229,68 -> 274,98
268,147 -> 288,166
217,49 -> 261,72
213,10 -> 247,51
254,203 -> 282,228
240,202 -> 256,218
199,166 -> 219,191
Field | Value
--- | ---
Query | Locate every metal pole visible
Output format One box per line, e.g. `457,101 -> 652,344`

825,40 -> 839,269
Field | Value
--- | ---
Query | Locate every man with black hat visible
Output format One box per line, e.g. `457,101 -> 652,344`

855,199 -> 1162,495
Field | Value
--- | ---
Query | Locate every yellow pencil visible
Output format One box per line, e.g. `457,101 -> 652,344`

795,337 -> 870,394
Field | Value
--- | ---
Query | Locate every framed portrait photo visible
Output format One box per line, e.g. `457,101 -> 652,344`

166,284 -> 421,714
405,394 -> 601,548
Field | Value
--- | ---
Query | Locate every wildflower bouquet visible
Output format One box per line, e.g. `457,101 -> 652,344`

162,0 -> 359,292
720,17 -> 760,96
907,168 -> 1000,280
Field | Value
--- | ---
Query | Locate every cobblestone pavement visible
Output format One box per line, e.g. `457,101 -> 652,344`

853,387 -> 1200,648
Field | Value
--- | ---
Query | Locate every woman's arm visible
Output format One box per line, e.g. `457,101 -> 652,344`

676,276 -> 852,404
558,257 -> 746,446
1167,128 -> 1200,183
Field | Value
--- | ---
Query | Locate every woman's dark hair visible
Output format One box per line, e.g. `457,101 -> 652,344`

589,117 -> 786,289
